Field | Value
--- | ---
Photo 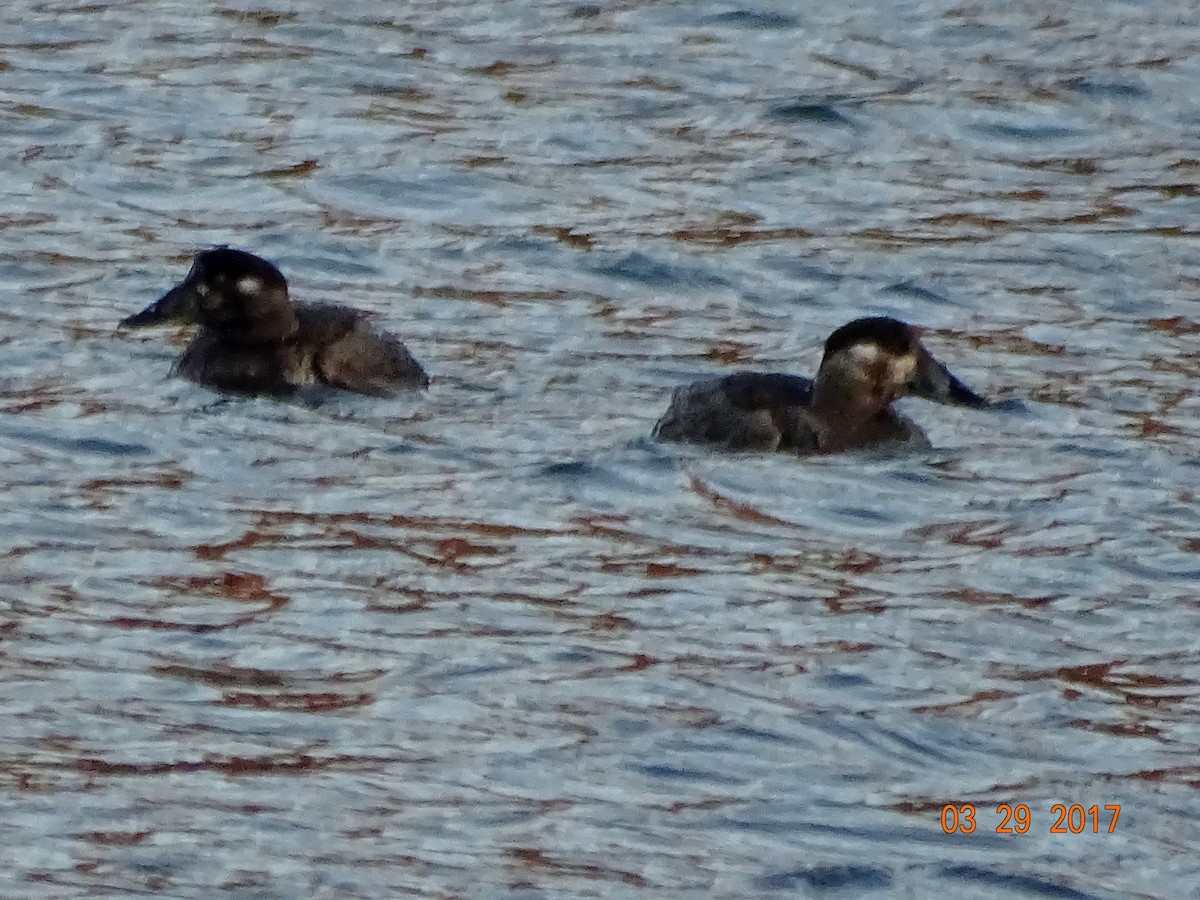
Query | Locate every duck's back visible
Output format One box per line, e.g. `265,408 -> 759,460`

296,302 -> 428,395
174,302 -> 427,396
652,371 -> 818,451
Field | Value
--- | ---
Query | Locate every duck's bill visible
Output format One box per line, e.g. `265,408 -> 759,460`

910,351 -> 989,408
119,281 -> 199,329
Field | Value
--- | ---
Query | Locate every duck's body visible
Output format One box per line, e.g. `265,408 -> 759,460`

121,248 -> 427,397
169,300 -> 426,397
653,317 -> 987,455
653,370 -> 930,452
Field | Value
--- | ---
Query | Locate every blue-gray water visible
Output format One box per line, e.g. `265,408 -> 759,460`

3,1 -> 1200,897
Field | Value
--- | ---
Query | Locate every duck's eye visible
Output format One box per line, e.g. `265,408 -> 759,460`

236,275 -> 262,295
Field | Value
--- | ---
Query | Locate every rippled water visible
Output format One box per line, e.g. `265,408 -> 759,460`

3,1 -> 1200,897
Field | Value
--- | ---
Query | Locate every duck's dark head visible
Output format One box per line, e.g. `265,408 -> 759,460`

816,316 -> 988,412
121,247 -> 297,341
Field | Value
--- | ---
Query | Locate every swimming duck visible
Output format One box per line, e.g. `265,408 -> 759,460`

120,247 -> 428,397
653,316 -> 988,454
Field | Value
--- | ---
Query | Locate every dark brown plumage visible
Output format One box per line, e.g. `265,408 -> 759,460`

121,247 -> 427,397
653,316 -> 987,454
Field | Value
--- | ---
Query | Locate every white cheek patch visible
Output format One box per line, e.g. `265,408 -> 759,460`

236,275 -> 263,295
892,352 -> 917,384
843,343 -> 917,390
845,342 -> 884,367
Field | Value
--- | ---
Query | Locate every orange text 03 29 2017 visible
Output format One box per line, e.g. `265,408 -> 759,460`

940,804 -> 1121,835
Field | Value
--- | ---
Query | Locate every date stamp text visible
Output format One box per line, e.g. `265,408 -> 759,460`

940,804 -> 1121,834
